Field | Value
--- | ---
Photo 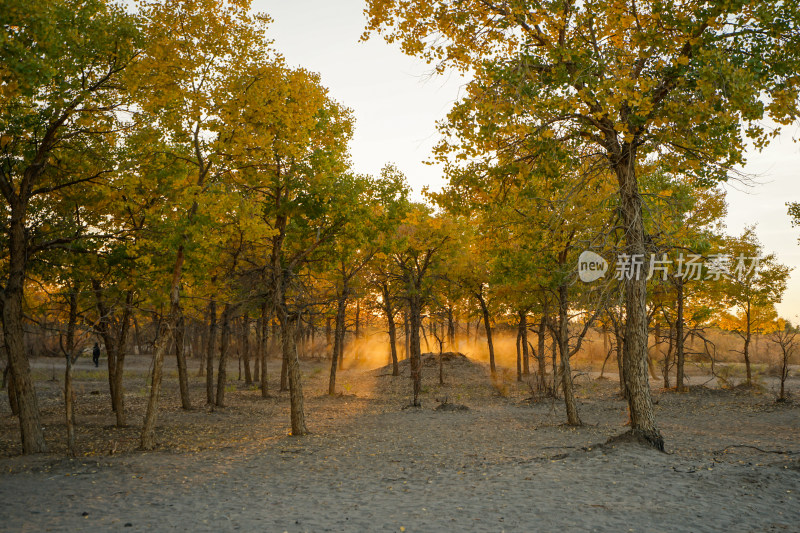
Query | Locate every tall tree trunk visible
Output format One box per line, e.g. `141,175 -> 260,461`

744,302 -> 752,385
380,282 -> 399,376
558,284 -> 581,425
175,311 -> 191,410
242,313 -> 252,385
64,289 -> 78,456
616,150 -> 663,450
387,315 -> 399,377
206,299 -> 217,405
437,322 -> 444,385
329,289 -> 347,395
675,278 -> 686,392
216,304 -> 231,408
409,296 -> 423,406
325,316 -> 332,352
253,313 -> 261,383
91,280 -> 117,412
516,326 -> 522,382
260,302 -> 270,398
664,324 -> 674,390
403,310 -> 410,360
279,306 -> 307,435
520,311 -> 530,375
537,315 -> 547,392
64,354 -> 76,457
93,287 -> 134,427
141,247 -> 184,450
112,292 -> 133,428
447,306 -> 455,347
2,211 -> 47,453
198,312 -> 207,377
354,300 -> 360,339
476,290 -> 496,374
551,327 -> 558,397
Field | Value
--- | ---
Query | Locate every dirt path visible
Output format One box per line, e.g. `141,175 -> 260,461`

1,356 -> 799,531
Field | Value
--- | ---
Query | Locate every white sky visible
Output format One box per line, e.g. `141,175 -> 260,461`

253,0 -> 800,321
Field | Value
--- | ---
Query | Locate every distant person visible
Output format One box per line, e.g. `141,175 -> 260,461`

92,342 -> 100,368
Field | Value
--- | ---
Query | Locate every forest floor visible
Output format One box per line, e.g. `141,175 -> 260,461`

1,352 -> 799,532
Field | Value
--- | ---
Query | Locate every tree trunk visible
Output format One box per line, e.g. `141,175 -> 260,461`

516,326 -> 522,382
403,310 -> 410,360
65,354 -> 76,457
558,284 -> 581,426
537,315 -> 547,391
206,299 -> 217,405
664,324 -> 674,390
140,247 -> 184,450
2,210 -> 47,453
744,302 -> 752,385
779,347 -> 788,401
476,291 -> 496,374
675,278 -> 686,392
599,322 -> 611,379
551,328 -> 558,397
325,316 -> 332,352
91,280 -> 117,412
94,288 -> 133,427
409,296 -> 423,406
253,314 -> 261,383
438,324 -> 444,386
521,312 -> 530,376
242,313 -> 252,385
280,309 -> 307,435
616,151 -> 663,450
64,290 -> 78,456
175,311 -> 191,410
216,304 -> 231,408
354,300 -> 360,339
447,306 -> 455,347
198,311 -> 207,377
382,283 -> 399,376
329,290 -> 347,395
260,302 -> 270,398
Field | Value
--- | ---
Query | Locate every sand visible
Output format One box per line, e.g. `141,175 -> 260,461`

1,353 -> 798,532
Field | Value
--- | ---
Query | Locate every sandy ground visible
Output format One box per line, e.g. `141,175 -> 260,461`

1,353 -> 799,532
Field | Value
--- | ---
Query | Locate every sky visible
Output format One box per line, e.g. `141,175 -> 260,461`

253,0 -> 800,321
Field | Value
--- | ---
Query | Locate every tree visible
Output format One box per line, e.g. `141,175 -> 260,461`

222,56 -> 356,433
719,228 -> 791,386
770,322 -> 797,402
642,171 -> 727,391
364,0 -> 800,450
391,205 -> 454,406
0,0 -> 140,453
132,0 -> 274,449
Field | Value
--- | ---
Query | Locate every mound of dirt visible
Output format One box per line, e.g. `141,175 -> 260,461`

376,352 -> 478,374
420,352 -> 473,367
